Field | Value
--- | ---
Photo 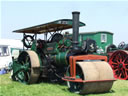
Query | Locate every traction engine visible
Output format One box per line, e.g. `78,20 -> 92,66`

11,12 -> 115,94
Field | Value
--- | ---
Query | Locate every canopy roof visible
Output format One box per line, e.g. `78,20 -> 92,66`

13,19 -> 85,34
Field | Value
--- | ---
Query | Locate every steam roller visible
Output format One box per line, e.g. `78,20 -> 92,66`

11,11 -> 115,94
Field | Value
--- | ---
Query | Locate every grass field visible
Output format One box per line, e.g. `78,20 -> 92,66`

0,73 -> 128,96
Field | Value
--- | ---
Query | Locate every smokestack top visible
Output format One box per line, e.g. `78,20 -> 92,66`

72,11 -> 80,14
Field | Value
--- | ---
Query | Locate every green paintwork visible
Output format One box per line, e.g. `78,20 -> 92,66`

54,51 -> 69,67
31,40 -> 37,51
11,59 -> 30,84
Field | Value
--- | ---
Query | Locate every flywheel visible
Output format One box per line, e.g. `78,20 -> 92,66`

67,61 -> 115,94
12,51 -> 40,84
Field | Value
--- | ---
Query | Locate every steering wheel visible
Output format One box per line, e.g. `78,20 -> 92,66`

22,35 -> 34,48
118,41 -> 125,49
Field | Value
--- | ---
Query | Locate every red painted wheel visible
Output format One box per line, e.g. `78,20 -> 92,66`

109,50 -> 128,80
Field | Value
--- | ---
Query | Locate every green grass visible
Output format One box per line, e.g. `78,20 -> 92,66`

0,73 -> 128,96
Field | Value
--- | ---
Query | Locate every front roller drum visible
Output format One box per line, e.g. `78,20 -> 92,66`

67,61 -> 115,94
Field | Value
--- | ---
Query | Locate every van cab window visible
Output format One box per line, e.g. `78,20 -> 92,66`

0,46 -> 9,56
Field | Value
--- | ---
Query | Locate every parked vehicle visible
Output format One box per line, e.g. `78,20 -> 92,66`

0,39 -> 23,74
11,12 -> 115,94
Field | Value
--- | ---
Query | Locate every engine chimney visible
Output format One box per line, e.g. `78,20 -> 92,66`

72,11 -> 80,47
72,11 -> 81,53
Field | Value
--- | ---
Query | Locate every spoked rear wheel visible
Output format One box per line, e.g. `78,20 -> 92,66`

109,50 -> 128,80
12,51 -> 40,84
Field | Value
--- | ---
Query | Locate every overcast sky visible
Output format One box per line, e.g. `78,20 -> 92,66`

1,0 -> 128,45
